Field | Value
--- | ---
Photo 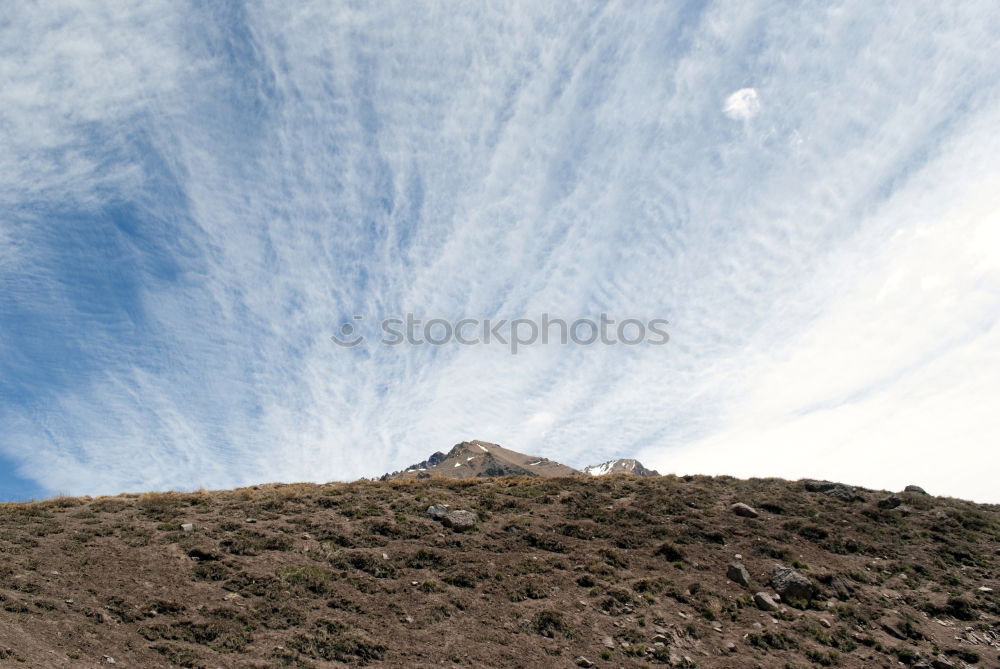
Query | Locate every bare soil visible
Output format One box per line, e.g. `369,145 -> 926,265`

1,474 -> 998,668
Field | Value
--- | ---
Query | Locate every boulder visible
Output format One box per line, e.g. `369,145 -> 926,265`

804,479 -> 836,492
904,485 -> 928,495
426,504 -> 449,520
730,502 -> 759,518
753,592 -> 779,611
824,485 -> 858,501
804,480 -> 858,500
727,562 -> 751,588
441,510 -> 478,532
878,494 -> 903,509
770,565 -> 817,607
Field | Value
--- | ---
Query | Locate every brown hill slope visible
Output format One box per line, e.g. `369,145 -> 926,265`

0,475 -> 998,668
384,440 -> 582,480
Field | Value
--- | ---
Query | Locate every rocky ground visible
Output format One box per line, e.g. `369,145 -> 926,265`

0,474 -> 998,668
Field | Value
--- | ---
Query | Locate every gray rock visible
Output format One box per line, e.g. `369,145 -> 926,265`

441,509 -> 478,531
574,657 -> 594,668
878,494 -> 903,509
824,484 -> 858,501
730,502 -> 759,518
804,480 -> 858,500
754,592 -> 779,611
904,484 -> 928,495
727,562 -> 751,588
180,523 -> 194,532
770,565 -> 817,607
930,656 -> 957,669
426,504 -> 449,520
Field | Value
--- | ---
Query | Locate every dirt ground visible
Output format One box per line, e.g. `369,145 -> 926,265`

1,474 -> 997,668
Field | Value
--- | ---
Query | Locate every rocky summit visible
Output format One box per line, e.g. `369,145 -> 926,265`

583,458 -> 661,478
0,455 -> 998,667
383,440 -> 583,480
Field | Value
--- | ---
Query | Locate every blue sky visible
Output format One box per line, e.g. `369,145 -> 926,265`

2,1 -> 999,502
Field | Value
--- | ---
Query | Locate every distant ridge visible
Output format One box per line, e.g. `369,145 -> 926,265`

583,458 -> 660,477
383,441 -> 659,480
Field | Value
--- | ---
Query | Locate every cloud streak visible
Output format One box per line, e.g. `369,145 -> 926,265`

2,1 -> 999,501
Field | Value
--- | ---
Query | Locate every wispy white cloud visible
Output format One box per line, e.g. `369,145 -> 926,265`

2,1 -> 999,501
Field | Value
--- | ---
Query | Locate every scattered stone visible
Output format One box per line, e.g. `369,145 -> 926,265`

440,510 -> 478,531
878,494 -> 903,509
904,484 -> 928,494
727,562 -> 752,588
930,656 -> 956,669
978,586 -> 993,593
804,480 -> 858,500
754,592 -> 779,611
770,565 -> 817,607
426,504 -> 449,520
819,618 -> 831,628
726,641 -> 737,653
102,656 -> 116,665
574,657 -> 594,668
180,523 -> 194,532
602,636 -> 615,649
730,502 -> 759,518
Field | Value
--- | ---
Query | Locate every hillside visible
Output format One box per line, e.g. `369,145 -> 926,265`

1,474 -> 998,668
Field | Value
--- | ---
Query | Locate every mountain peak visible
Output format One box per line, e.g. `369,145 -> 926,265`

583,458 -> 660,477
384,441 -> 581,480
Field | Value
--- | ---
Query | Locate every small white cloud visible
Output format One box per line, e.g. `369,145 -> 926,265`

723,88 -> 761,120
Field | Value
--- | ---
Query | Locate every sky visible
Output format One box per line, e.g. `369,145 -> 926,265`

2,1 -> 999,503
